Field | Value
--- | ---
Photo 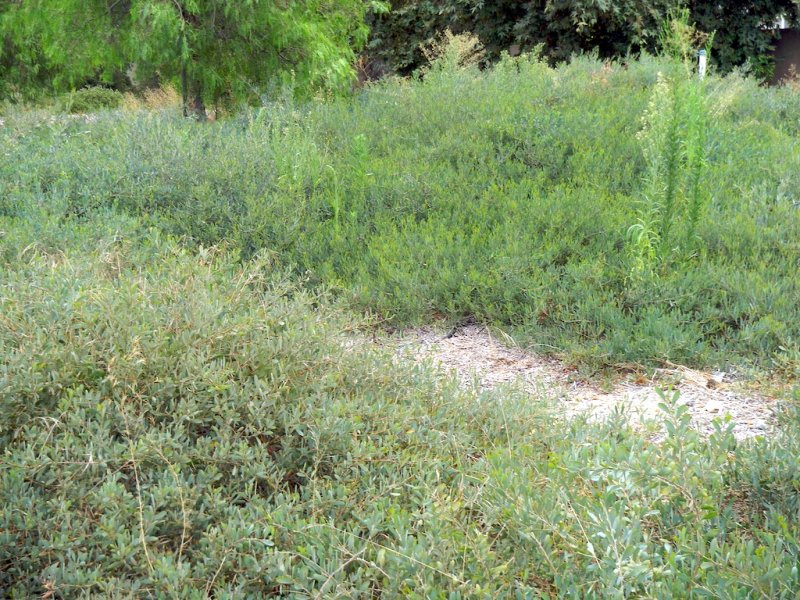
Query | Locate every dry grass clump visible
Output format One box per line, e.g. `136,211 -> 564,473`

121,85 -> 181,112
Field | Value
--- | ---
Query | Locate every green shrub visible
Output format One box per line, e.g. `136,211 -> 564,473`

60,86 -> 123,114
0,219 -> 530,595
0,210 -> 796,595
3,39 -> 800,598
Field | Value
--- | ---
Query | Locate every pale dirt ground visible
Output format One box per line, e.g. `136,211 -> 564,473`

374,325 -> 779,441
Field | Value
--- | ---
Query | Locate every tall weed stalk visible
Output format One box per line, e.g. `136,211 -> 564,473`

628,10 -> 713,278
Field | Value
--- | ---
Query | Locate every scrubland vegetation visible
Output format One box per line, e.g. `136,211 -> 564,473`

4,49 -> 799,372
2,49 -> 800,597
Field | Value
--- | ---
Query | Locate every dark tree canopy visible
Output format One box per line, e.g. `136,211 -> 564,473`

366,0 -> 799,78
688,0 -> 797,76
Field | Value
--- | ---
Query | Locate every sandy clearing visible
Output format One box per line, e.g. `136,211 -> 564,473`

378,325 -> 778,440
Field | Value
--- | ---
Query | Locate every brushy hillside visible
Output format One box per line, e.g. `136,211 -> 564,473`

1,213 -> 800,597
2,52 -> 800,597
2,53 -> 798,374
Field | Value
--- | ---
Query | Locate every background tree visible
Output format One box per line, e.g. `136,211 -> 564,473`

1,1 -> 129,99
1,0 -> 379,114
366,0 -> 798,77
688,0 -> 798,78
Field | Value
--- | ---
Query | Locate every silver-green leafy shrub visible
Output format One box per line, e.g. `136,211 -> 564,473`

2,215 -> 800,596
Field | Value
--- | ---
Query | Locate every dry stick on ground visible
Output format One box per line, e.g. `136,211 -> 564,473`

206,553 -> 229,596
121,404 -> 155,574
153,447 -> 191,564
315,547 -> 367,598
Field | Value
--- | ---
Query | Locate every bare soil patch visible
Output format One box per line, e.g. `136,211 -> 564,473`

377,325 -> 778,440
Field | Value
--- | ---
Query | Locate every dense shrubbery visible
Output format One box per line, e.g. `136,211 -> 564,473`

3,52 -> 798,373
2,51 -> 800,596
1,212 -> 800,596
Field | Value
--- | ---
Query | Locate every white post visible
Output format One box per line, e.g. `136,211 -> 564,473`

698,49 -> 707,80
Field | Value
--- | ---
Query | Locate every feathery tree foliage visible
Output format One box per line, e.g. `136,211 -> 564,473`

0,0 -> 380,114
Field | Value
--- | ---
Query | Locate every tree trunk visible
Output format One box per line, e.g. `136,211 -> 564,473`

181,60 -> 189,117
187,92 -> 207,121
181,80 -> 206,121
180,57 -> 206,121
